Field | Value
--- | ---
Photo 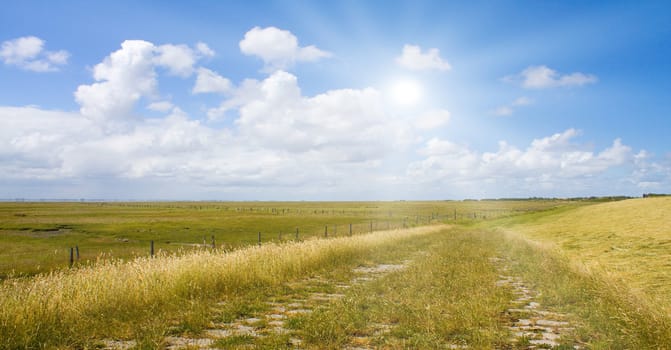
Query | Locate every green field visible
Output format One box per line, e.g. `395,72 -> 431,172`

0,200 -> 564,276
2,198 -> 671,349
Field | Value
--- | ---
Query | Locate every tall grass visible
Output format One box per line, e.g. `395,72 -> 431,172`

497,230 -> 671,348
507,197 -> 671,297
491,196 -> 671,348
0,225 -> 444,349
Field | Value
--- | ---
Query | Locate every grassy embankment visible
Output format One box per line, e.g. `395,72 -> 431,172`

488,196 -> 671,348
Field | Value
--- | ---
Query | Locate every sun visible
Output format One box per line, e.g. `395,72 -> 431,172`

388,79 -> 423,107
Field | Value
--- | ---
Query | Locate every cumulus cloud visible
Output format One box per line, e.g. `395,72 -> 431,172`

154,44 -> 200,77
74,40 -> 157,127
395,44 -> 451,71
192,67 -> 232,94
239,26 -> 331,70
2,67 -> 419,198
493,96 -> 533,116
0,36 -> 70,72
232,70 -> 412,159
0,106 -> 95,180
408,129 -> 639,195
74,40 -> 213,128
504,65 -> 597,89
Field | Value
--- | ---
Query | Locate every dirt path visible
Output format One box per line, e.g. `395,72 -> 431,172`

180,262 -> 408,349
103,260 -> 410,349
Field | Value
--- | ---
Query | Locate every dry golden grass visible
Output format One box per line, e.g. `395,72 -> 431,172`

510,197 -> 671,299
0,225 -> 445,349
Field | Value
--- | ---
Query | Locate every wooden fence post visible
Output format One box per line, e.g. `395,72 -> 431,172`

324,225 -> 328,238
150,240 -> 154,257
75,245 -> 80,260
258,232 -> 261,246
349,223 -> 352,236
69,247 -> 74,268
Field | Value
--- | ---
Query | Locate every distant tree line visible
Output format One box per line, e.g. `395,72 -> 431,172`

476,196 -> 634,202
643,193 -> 670,198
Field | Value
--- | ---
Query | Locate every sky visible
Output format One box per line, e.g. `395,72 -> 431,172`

1,0 -> 669,200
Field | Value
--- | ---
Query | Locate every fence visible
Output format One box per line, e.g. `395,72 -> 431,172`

58,211 -> 514,268
0,208 -> 524,274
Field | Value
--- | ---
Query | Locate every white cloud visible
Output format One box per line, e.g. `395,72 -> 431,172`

1,100 -> 665,199
74,40 -> 157,127
205,78 -> 265,120
0,106 -> 95,180
74,40 -> 213,128
147,101 -> 174,112
408,129 -> 640,196
0,36 -> 70,72
154,44 -> 198,77
239,26 -> 331,70
493,96 -> 533,116
504,65 -> 597,89
1,67 -> 418,198
196,42 -> 215,57
395,44 -> 451,71
630,151 -> 671,190
192,67 -> 232,94
232,70 -> 412,158
414,109 -> 451,130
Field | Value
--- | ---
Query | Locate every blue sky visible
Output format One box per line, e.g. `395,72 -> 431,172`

1,0 -> 669,200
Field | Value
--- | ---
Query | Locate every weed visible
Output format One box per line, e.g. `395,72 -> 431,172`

212,334 -> 255,348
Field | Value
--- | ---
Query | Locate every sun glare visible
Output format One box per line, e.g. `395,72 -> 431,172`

389,79 -> 423,107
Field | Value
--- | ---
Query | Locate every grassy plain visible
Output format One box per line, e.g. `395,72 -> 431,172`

2,198 -> 671,349
0,200 -> 562,276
